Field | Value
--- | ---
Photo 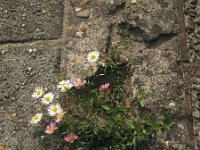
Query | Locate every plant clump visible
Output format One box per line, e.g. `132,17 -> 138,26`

30,51 -> 172,150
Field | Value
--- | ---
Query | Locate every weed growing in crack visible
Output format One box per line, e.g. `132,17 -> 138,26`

132,85 -> 149,108
121,29 -> 131,43
30,52 -> 173,150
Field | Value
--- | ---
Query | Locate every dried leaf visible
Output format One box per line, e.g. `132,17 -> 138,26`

0,143 -> 5,150
11,113 -> 17,117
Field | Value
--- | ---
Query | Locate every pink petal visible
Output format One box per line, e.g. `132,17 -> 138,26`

45,129 -> 52,134
50,122 -> 56,127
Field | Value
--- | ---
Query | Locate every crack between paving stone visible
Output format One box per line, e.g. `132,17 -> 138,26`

0,38 -> 62,45
105,23 -> 113,53
62,0 -> 69,39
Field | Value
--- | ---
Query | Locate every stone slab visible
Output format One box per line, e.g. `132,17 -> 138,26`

0,46 -> 59,149
0,0 -> 64,43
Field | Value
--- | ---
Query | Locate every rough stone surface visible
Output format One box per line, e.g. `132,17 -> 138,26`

70,0 -> 89,7
0,0 -> 64,43
0,46 -> 60,149
122,0 -> 177,41
184,0 -> 200,149
60,0 -> 111,78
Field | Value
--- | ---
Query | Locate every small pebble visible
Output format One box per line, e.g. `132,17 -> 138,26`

76,9 -> 90,18
177,122 -> 184,130
22,24 -> 26,28
75,7 -> 81,12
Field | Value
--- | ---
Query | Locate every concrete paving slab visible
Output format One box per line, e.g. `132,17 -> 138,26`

0,46 -> 60,149
0,0 -> 64,43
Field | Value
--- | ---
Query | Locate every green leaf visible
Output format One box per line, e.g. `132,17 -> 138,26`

142,129 -> 147,134
91,89 -> 97,93
101,105 -> 111,111
163,131 -> 168,139
139,100 -> 145,108
129,123 -> 135,129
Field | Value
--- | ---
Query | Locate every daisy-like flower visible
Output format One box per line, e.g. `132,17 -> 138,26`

64,133 -> 78,143
57,80 -> 68,89
32,87 -> 44,98
30,113 -> 43,124
41,92 -> 54,105
64,82 -> 73,92
99,83 -> 110,90
55,110 -> 65,123
57,80 -> 73,92
48,103 -> 62,116
45,122 -> 57,134
73,78 -> 86,87
86,51 -> 99,63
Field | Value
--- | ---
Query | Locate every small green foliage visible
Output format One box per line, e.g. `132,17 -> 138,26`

56,62 -> 172,149
133,85 -> 148,108
121,29 -> 131,42
108,47 -> 119,54
33,60 -> 172,150
55,74 -> 63,83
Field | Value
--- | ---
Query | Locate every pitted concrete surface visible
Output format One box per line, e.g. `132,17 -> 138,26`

0,0 -> 63,43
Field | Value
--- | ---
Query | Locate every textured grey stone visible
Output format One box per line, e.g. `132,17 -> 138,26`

0,0 -> 63,43
0,46 -> 59,149
70,0 -> 89,6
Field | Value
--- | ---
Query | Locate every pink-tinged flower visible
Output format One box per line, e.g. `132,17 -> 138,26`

45,122 -> 57,134
55,110 -> 65,123
73,78 -> 86,87
99,83 -> 110,90
64,133 -> 78,143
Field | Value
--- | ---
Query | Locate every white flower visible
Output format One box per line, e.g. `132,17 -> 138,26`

32,87 -> 44,98
41,92 -> 54,105
86,51 -> 99,63
55,110 -> 65,123
48,103 -> 62,116
63,82 -> 73,92
30,113 -> 43,124
57,80 -> 73,92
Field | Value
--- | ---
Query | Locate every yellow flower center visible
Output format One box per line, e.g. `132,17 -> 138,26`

57,113 -> 63,120
52,107 -> 58,112
36,90 -> 41,96
90,55 -> 96,60
46,96 -> 51,101
77,81 -> 83,86
61,83 -> 66,87
33,115 -> 39,121
68,135 -> 76,141
49,127 -> 55,133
